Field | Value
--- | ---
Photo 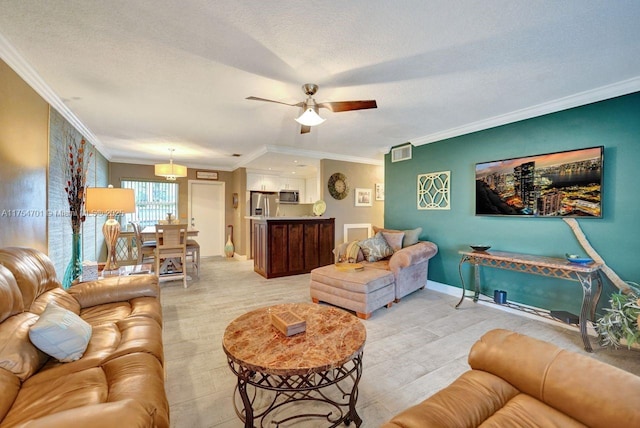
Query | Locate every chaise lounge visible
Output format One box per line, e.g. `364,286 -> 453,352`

310,228 -> 438,318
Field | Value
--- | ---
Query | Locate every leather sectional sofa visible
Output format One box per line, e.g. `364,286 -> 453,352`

382,329 -> 640,428
0,247 -> 168,427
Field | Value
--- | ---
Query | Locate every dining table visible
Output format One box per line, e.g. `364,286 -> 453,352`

140,225 -> 199,240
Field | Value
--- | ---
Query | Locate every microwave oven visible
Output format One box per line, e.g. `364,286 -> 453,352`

279,190 -> 299,204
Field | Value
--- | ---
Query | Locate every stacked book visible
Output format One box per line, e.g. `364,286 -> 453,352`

80,260 -> 98,282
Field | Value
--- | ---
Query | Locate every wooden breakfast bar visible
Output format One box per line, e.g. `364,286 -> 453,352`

250,217 -> 335,278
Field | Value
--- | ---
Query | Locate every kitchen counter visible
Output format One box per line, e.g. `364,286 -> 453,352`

251,217 -> 335,278
245,215 -> 326,220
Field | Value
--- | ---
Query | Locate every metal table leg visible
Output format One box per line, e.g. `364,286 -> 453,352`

236,370 -> 254,428
576,271 -> 603,353
456,256 -> 480,308
473,262 -> 480,302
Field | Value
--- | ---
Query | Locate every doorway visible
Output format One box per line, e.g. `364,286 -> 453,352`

188,180 -> 225,257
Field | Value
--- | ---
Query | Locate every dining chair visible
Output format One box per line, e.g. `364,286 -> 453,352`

186,238 -> 200,277
130,222 -> 156,265
154,223 -> 188,288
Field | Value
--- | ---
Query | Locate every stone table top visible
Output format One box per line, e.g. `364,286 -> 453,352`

222,303 -> 366,376
459,250 -> 603,273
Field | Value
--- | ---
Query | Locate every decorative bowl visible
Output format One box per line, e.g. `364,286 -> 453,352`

566,254 -> 594,264
470,245 -> 491,252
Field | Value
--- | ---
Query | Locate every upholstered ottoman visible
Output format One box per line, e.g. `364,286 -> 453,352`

310,264 -> 395,319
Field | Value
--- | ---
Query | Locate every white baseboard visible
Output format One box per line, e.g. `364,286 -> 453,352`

426,280 -> 597,337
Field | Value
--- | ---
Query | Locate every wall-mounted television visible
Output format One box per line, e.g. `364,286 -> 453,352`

475,146 -> 603,217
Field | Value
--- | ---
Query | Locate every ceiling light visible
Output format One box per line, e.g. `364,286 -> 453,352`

155,148 -> 187,180
295,107 -> 325,127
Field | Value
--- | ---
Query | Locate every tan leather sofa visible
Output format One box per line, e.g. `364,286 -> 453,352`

0,247 -> 169,427
383,329 -> 640,428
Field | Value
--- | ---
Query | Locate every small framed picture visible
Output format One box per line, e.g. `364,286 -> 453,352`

196,171 -> 218,180
375,183 -> 385,201
355,188 -> 372,207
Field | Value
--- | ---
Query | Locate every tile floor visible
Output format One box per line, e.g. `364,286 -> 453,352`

160,257 -> 640,427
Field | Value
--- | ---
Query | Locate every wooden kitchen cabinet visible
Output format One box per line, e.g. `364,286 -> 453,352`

252,217 -> 335,278
253,221 -> 268,277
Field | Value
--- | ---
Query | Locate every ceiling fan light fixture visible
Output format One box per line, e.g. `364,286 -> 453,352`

155,148 -> 187,180
295,108 -> 325,127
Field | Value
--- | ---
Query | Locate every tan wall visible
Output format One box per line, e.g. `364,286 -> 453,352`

320,159 -> 384,244
109,162 -> 238,252
0,59 -> 49,251
231,167 -> 246,256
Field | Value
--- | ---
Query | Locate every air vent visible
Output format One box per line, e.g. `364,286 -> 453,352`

232,153 -> 242,157
391,143 -> 412,162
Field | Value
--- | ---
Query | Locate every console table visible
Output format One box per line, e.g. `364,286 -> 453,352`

456,250 -> 603,352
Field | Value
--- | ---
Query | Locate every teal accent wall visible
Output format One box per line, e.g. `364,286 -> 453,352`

385,92 -> 640,315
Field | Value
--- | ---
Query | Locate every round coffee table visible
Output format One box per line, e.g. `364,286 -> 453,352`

222,302 -> 366,427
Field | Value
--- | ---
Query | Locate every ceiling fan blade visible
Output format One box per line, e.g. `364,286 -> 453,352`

317,100 -> 377,112
300,125 -> 311,134
246,96 -> 303,107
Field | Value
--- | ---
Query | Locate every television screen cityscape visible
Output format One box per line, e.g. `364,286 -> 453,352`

475,146 -> 603,217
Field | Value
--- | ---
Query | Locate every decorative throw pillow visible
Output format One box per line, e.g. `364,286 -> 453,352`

373,226 -> 422,248
381,231 -> 404,252
401,227 -> 422,247
344,240 -> 361,263
29,303 -> 92,362
359,232 -> 394,262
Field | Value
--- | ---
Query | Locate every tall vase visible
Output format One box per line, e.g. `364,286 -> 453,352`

224,225 -> 234,258
63,232 -> 83,289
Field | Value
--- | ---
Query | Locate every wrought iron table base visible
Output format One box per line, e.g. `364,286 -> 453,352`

228,355 -> 363,428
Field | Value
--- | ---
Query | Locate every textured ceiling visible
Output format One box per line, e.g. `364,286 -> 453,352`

1,1 -> 639,175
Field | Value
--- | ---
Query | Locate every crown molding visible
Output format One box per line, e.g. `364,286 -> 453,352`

0,33 -> 111,159
94,145 -> 383,172
233,146 -> 270,169
109,156 -> 236,171
262,145 -> 384,166
410,77 -> 640,147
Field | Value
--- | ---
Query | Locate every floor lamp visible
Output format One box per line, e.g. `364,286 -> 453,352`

85,186 -> 135,271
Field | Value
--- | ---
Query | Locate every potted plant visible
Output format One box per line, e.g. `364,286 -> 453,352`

596,283 -> 640,349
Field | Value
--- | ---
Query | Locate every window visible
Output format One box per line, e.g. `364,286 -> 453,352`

121,180 -> 179,228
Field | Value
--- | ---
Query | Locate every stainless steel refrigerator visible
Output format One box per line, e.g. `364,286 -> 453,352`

250,191 -> 278,217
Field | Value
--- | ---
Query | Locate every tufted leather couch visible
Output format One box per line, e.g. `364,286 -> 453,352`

0,247 -> 168,427
382,329 -> 640,428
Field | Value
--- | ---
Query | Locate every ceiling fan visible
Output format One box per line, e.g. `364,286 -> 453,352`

246,83 -> 377,134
